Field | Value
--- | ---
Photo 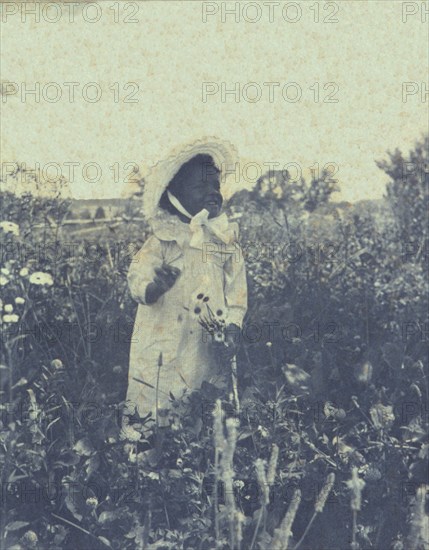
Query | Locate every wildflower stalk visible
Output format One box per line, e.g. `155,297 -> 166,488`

66,284 -> 88,358
407,484 -> 429,550
250,459 -> 269,550
352,510 -> 358,550
271,489 -> 302,550
198,304 -> 239,414
230,354 -> 240,414
249,506 -> 264,550
212,401 -> 244,549
294,473 -> 335,550
223,418 -> 240,549
51,513 -> 111,548
211,404 -> 242,549
155,352 -> 163,429
346,467 -> 365,549
142,510 -> 151,550
212,400 -> 224,548
267,444 -> 279,486
5,341 -> 13,404
255,459 -> 270,506
214,445 -> 220,548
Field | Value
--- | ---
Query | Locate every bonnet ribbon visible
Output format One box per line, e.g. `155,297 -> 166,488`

167,191 -> 232,249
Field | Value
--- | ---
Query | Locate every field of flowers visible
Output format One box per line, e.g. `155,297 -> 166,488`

1,138 -> 428,549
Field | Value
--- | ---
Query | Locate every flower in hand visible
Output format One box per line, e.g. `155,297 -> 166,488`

196,297 -> 240,362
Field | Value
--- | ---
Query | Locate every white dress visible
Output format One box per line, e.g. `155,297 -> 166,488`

125,209 -> 247,420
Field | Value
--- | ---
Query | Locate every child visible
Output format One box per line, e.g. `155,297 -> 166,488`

126,138 -> 247,423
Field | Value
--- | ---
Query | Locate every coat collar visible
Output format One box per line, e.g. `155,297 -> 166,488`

149,208 -> 190,246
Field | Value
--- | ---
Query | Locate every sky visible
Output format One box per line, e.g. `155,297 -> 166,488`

1,0 -> 428,202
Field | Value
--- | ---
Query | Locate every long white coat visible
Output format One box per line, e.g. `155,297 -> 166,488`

125,210 -> 247,420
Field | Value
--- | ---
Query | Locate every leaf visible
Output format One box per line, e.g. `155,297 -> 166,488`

7,470 -> 29,483
418,443 -> 429,459
5,521 -> 30,531
143,471 -> 160,481
257,530 -> 273,548
370,404 -> 395,429
97,536 -> 112,548
27,388 -> 38,408
53,525 -> 68,545
85,455 -> 100,479
354,361 -> 373,384
281,363 -> 310,392
167,469 -> 182,479
73,437 -> 94,456
400,417 -> 426,443
237,428 -> 255,442
64,493 -> 83,521
11,377 -> 28,389
98,511 -> 118,524
332,436 -> 355,463
55,451 -> 80,467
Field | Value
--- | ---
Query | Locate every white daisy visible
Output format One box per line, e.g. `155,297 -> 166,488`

3,314 -> 19,323
29,271 -> 54,286
0,221 -> 20,237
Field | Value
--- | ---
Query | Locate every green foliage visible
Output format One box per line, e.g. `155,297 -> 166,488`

377,134 -> 428,257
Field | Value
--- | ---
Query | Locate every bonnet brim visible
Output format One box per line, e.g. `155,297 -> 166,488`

142,137 -> 239,219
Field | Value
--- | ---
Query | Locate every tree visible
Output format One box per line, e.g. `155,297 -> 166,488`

95,206 -> 106,219
227,166 -> 339,224
304,168 -> 340,212
376,135 -> 428,262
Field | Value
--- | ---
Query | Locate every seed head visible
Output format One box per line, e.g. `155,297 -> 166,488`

315,473 -> 335,513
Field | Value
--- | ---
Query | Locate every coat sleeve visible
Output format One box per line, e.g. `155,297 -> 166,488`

127,235 -> 164,305
223,224 -> 248,327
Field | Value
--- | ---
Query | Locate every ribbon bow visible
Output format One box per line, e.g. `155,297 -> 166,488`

167,191 -> 232,249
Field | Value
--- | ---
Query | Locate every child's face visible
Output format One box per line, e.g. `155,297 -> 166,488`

173,162 -> 223,219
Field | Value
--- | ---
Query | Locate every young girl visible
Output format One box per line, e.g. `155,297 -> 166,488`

126,138 -> 247,423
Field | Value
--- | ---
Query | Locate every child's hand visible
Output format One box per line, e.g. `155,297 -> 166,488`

145,264 -> 181,304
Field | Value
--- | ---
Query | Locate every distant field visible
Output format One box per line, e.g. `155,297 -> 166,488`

34,217 -> 147,240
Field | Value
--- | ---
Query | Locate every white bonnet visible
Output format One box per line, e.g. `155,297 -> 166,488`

142,136 -> 238,219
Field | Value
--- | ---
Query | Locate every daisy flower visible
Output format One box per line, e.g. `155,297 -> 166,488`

0,221 -> 19,237
3,314 -> 19,323
50,359 -> 64,370
29,271 -> 54,286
